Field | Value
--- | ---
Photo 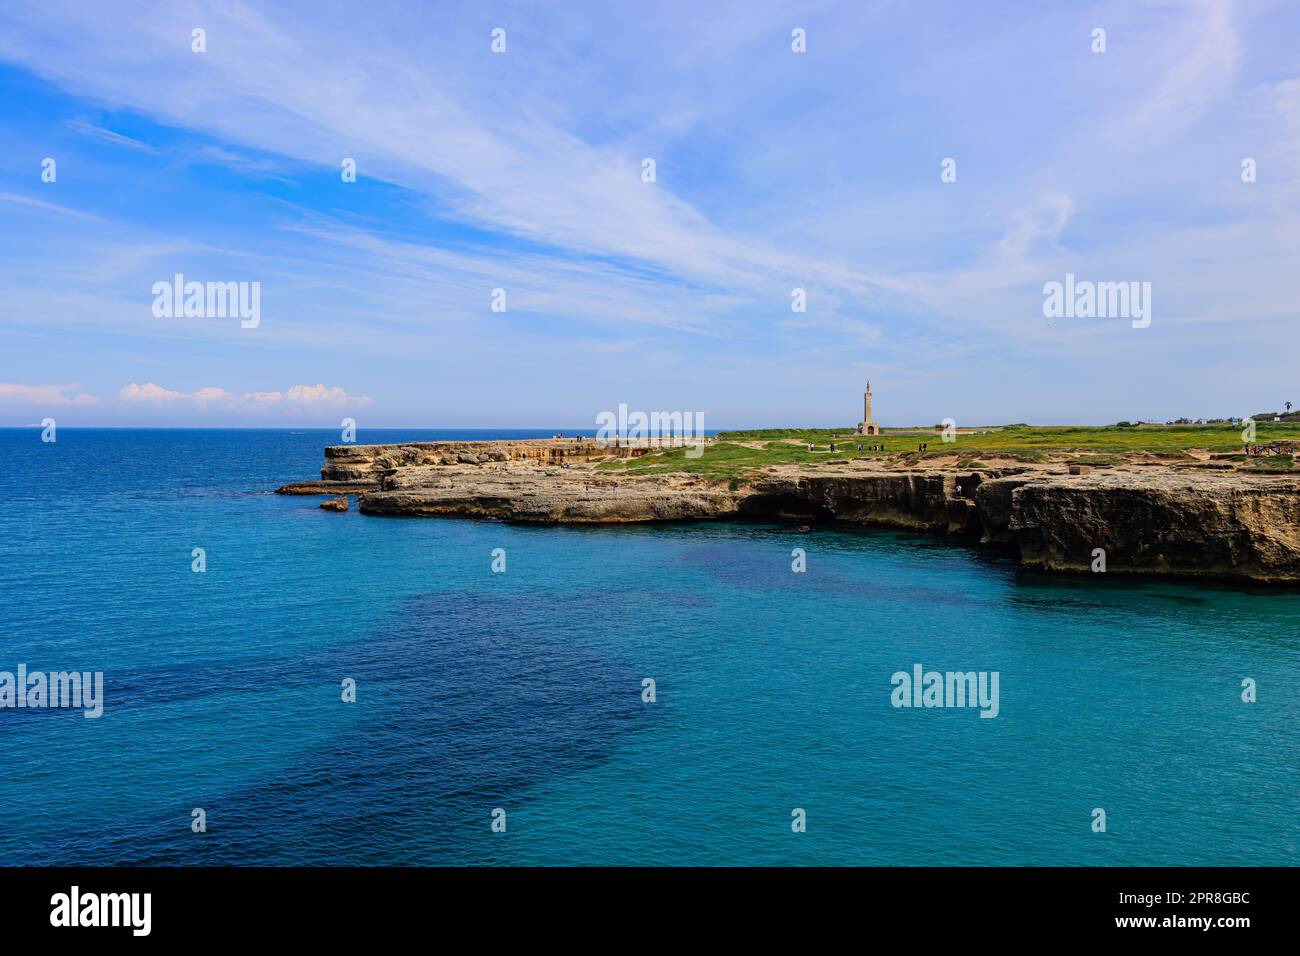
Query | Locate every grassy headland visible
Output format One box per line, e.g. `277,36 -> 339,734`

598,422 -> 1300,480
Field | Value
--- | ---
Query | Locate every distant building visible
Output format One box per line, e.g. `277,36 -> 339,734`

856,381 -> 879,436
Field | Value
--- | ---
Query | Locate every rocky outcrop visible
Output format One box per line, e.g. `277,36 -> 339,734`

320,440 -> 614,482
743,472 -> 994,531
988,471 -> 1300,582
319,496 -> 349,512
276,479 -> 379,495
279,442 -> 1300,582
360,468 -> 740,523
974,475 -> 1030,545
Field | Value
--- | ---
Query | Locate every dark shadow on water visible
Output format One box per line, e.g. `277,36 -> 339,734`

23,589 -> 657,866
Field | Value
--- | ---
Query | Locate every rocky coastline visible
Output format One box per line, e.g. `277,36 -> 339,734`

276,439 -> 1300,583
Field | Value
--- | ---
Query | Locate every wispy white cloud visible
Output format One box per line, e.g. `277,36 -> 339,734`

0,0 -> 1297,426
0,192 -> 104,222
0,2 -> 896,311
64,118 -> 156,152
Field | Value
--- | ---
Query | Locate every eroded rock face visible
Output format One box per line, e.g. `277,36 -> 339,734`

360,468 -> 740,523
280,442 -> 1300,582
975,476 -> 1031,545
747,473 -> 962,530
1001,471 -> 1300,582
319,495 -> 349,512
320,440 -> 612,481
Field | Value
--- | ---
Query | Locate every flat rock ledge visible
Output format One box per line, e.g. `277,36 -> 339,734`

276,479 -> 379,495
278,441 -> 1300,583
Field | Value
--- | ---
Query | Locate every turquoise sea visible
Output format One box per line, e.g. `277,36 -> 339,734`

0,428 -> 1296,866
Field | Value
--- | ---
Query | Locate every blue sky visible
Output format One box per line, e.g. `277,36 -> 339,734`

1,0 -> 1297,427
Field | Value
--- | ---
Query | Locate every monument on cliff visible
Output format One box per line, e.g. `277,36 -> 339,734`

856,381 -> 879,436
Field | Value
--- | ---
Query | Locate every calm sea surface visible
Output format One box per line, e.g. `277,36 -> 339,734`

0,428 -> 1295,865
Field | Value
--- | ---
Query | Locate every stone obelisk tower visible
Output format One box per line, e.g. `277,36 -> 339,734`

857,381 -> 879,436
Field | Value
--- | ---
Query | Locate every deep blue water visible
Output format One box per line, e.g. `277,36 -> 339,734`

0,428 -> 1296,866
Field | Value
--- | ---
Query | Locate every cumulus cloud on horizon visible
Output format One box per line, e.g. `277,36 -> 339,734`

241,384 -> 369,410
119,382 -> 231,404
118,382 -> 371,414
0,383 -> 100,405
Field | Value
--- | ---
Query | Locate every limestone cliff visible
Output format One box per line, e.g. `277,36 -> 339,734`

278,441 -> 1300,583
360,467 -> 741,523
319,439 -> 613,481
980,471 -> 1300,582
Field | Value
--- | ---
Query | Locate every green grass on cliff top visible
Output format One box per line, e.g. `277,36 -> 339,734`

598,422 -> 1300,479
